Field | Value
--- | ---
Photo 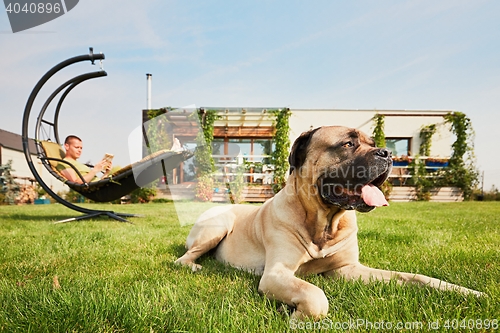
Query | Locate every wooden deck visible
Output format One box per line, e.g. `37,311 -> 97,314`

389,186 -> 463,202
157,184 -> 463,203
157,184 -> 275,203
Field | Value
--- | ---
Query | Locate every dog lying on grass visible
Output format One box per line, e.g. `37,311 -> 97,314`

176,126 -> 484,319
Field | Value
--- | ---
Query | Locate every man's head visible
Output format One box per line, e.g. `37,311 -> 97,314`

64,135 -> 83,160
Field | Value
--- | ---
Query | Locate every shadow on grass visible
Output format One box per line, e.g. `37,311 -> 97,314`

358,230 -> 421,245
3,213 -> 73,222
3,213 -> 132,223
163,246 -> 290,316
165,242 -> 261,282
168,243 -> 188,258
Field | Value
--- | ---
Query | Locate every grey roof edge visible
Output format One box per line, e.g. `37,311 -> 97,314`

0,128 -> 37,154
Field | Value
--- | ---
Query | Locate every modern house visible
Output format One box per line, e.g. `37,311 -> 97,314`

143,108 -> 462,202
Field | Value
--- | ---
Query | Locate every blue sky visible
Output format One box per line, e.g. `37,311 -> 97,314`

1,0 -> 500,189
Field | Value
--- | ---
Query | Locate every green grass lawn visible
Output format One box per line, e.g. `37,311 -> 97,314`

0,201 -> 499,332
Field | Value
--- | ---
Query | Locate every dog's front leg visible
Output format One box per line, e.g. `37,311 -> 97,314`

258,261 -> 329,320
330,263 -> 484,296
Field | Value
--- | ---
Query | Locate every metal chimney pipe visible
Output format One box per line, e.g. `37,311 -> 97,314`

146,73 -> 152,110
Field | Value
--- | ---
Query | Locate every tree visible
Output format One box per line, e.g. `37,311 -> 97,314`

0,160 -> 20,205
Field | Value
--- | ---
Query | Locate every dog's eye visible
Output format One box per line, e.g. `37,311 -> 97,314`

342,141 -> 354,148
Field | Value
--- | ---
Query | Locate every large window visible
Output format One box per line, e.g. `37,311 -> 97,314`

229,139 -> 252,159
254,139 -> 273,164
386,138 -> 411,156
211,137 -> 275,184
212,138 -> 274,163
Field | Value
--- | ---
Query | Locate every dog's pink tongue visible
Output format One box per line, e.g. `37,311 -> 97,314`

361,184 -> 389,207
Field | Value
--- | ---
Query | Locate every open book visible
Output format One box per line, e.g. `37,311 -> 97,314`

103,153 -> 114,171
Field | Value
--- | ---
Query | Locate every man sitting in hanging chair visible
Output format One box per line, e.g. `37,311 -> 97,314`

58,135 -> 118,184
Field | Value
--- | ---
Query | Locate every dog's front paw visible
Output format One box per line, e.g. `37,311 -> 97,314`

277,303 -> 295,316
189,263 -> 202,272
174,258 -> 203,272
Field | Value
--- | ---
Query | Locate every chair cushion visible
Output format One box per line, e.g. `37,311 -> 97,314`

40,141 -> 65,168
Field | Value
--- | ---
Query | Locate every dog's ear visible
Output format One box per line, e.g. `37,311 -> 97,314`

288,127 -> 320,175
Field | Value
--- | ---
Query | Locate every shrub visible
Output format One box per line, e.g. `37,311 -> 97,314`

195,175 -> 214,202
130,186 -> 157,203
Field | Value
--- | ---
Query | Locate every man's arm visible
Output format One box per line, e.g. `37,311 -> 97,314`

60,160 -> 108,184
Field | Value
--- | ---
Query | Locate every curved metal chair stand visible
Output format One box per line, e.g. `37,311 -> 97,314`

22,48 -> 190,223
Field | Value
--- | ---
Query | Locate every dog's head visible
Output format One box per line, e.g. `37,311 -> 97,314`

289,126 -> 392,212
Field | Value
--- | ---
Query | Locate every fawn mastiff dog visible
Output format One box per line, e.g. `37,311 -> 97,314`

176,126 -> 483,319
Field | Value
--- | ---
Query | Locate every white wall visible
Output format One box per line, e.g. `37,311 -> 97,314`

289,109 -> 453,157
2,148 -> 68,194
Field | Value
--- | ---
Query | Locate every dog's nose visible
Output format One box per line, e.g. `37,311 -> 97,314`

375,148 -> 391,159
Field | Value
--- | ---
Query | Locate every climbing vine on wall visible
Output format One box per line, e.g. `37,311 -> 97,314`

418,124 -> 437,156
193,109 -> 220,201
408,157 -> 434,201
147,108 -> 167,120
146,107 -> 172,153
194,109 -> 219,176
372,114 -> 386,148
407,123 -> 439,201
441,112 -> 478,200
370,113 -> 393,198
143,107 -> 172,197
270,108 -> 291,193
409,113 -> 478,201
